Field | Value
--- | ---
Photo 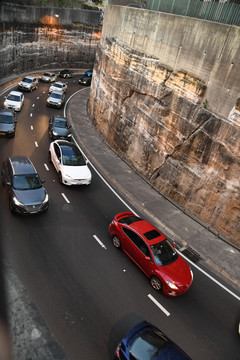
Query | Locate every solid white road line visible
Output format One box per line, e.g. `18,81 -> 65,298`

61,193 -> 70,204
148,294 -> 170,316
35,141 -> 38,147
66,88 -> 240,302
71,134 -> 137,215
32,104 -> 35,107
179,252 -> 240,302
44,164 -> 49,171
30,113 -> 32,117
93,235 -> 107,250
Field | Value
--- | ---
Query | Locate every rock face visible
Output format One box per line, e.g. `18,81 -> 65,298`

0,3 -> 102,78
89,37 -> 240,246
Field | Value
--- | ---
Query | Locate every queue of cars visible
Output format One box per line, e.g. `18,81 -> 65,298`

1,68 -> 194,358
1,69 -> 93,216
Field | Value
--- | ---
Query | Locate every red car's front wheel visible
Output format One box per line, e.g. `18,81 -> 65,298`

150,276 -> 162,291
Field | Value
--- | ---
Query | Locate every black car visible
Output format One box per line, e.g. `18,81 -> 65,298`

79,76 -> 92,86
59,69 -> 74,78
0,109 -> 17,137
115,321 -> 191,360
49,116 -> 71,140
1,156 -> 49,214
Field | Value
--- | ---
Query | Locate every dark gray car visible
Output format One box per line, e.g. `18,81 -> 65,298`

1,156 -> 49,214
0,109 -> 17,137
49,116 -> 71,140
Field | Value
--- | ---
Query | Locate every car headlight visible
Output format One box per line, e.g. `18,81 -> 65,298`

57,101 -> 62,105
47,99 -> 50,103
190,270 -> 193,279
13,196 -> 23,206
166,281 -> 178,290
52,131 -> 58,136
43,193 -> 49,204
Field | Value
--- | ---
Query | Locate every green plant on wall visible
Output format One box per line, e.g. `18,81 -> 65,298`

203,99 -> 208,109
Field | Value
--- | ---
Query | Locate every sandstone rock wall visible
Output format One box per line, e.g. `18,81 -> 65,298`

89,19 -> 240,245
0,3 -> 102,78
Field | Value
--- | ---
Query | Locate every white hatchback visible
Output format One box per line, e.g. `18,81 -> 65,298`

4,91 -> 24,112
48,140 -> 92,186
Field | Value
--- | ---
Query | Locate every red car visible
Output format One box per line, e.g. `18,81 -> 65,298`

109,212 -> 193,296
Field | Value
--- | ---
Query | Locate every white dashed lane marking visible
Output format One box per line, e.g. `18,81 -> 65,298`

148,294 -> 170,316
61,193 -> 70,204
93,235 -> 107,250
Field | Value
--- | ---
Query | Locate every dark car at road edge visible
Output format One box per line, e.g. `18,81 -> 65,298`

115,321 -> 191,360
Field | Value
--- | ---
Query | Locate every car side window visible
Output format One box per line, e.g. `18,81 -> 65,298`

54,143 -> 61,159
123,228 -> 151,257
6,160 -> 12,184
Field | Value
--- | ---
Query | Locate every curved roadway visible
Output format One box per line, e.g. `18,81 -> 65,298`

0,75 -> 239,360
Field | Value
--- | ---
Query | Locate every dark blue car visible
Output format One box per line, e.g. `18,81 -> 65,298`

115,321 -> 191,360
85,69 -> 93,77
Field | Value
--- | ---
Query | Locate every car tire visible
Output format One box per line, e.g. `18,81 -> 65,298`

150,276 -> 162,291
112,235 -> 121,248
48,152 -> 52,163
58,172 -> 63,184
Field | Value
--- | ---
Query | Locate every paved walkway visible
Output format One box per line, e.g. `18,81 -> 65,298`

66,87 -> 240,296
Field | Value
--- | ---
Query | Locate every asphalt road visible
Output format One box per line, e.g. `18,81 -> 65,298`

0,75 -> 239,360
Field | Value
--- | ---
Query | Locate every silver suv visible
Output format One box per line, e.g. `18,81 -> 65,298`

46,91 -> 65,108
18,76 -> 39,92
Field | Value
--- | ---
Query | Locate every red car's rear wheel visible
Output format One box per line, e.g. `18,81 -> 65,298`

112,235 -> 121,248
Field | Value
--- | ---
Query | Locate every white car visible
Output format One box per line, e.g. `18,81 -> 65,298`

48,140 -> 92,186
18,76 -> 38,92
49,82 -> 67,94
40,72 -> 57,82
4,91 -> 24,112
46,91 -> 65,108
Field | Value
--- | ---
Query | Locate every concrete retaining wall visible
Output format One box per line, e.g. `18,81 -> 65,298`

89,5 -> 240,245
101,5 -> 240,120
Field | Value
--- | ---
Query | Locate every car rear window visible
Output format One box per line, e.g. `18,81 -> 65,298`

144,229 -> 162,240
118,215 -> 142,225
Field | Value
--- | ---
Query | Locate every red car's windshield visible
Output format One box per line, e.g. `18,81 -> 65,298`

150,239 -> 178,266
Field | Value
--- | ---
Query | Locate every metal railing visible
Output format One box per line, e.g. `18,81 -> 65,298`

146,0 -> 240,26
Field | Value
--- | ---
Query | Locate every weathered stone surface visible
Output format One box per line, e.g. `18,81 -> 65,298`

0,3 -> 102,78
89,37 -> 240,246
